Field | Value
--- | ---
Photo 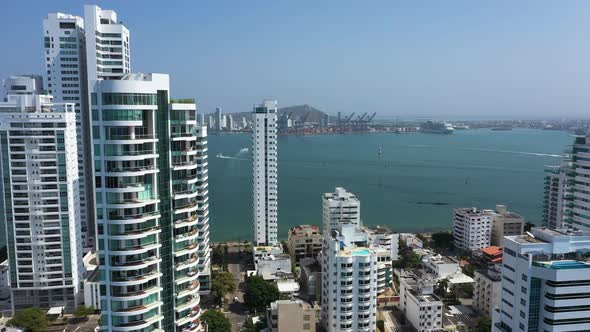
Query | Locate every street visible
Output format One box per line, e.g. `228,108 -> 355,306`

225,245 -> 249,332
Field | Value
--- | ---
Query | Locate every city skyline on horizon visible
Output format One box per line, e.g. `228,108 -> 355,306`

2,1 -> 590,118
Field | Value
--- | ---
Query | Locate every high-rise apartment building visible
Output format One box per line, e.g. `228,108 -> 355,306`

322,187 -> 360,234
453,207 -> 494,251
91,73 -> 209,331
321,187 -> 378,332
321,222 -> 378,332
542,163 -> 573,229
0,77 -> 84,312
43,12 -> 94,248
84,5 -> 131,81
215,107 -> 222,131
252,100 -> 278,246
492,227 -> 590,332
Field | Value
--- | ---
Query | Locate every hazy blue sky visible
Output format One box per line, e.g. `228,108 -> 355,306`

2,1 -> 590,118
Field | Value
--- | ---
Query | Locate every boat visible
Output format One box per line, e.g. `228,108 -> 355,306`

378,145 -> 383,156
419,121 -> 454,134
491,126 -> 512,131
453,124 -> 470,130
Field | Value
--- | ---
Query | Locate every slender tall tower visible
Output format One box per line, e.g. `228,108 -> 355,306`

84,5 -> 131,81
0,77 -> 84,313
252,100 -> 278,246
215,107 -> 222,131
43,12 -> 94,248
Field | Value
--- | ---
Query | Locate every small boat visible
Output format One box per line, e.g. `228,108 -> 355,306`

378,145 -> 383,156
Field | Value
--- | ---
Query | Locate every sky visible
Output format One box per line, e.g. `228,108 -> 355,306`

2,1 -> 590,119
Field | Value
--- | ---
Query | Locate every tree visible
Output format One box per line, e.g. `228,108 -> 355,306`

74,305 -> 95,317
212,245 -> 224,265
431,232 -> 454,250
200,310 -> 231,332
210,271 -> 236,306
7,307 -> 49,332
244,276 -> 280,311
476,316 -> 492,332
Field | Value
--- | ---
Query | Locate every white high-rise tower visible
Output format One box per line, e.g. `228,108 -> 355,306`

0,77 -> 84,313
43,12 -> 94,248
84,5 -> 131,80
252,100 -> 278,246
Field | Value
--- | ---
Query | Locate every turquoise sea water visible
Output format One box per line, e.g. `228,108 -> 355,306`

208,129 -> 572,242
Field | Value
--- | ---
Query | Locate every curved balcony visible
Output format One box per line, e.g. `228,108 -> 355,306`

175,242 -> 199,257
111,271 -> 162,287
103,134 -> 158,145
109,227 -> 161,241
111,285 -> 162,301
174,174 -> 199,185
175,229 -> 199,243
112,300 -> 162,317
177,281 -> 200,298
102,165 -> 159,177
174,202 -> 199,215
171,133 -> 197,142
176,256 -> 199,271
175,306 -> 202,327
104,183 -> 146,193
105,198 -> 160,209
174,215 -> 199,229
178,319 -> 201,332
109,242 -> 162,256
175,295 -> 200,313
113,316 -> 164,332
110,256 -> 161,271
176,270 -> 200,285
103,151 -> 159,162
172,160 -> 199,171
173,189 -> 199,200
172,146 -> 198,156
108,211 -> 160,225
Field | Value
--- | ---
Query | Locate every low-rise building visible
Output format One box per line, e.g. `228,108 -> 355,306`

453,208 -> 494,251
253,245 -> 284,268
256,254 -> 293,281
490,205 -> 524,246
422,254 -> 461,280
399,270 -> 444,332
477,246 -> 503,265
287,225 -> 322,265
472,265 -> 501,317
267,299 -> 318,332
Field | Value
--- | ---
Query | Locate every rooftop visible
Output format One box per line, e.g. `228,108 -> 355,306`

290,224 -> 321,237
481,246 -> 503,257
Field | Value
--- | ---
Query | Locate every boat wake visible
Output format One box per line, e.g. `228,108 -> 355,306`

216,153 -> 248,161
461,148 -> 562,158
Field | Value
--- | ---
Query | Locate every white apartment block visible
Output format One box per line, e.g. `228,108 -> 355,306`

84,5 -> 130,80
43,12 -> 94,248
91,73 -> 208,332
421,254 -> 460,280
321,223 -> 378,332
0,81 -> 84,313
492,227 -> 590,332
473,265 -> 501,317
322,187 -> 360,234
453,207 -> 494,251
399,270 -> 443,332
252,100 -> 278,246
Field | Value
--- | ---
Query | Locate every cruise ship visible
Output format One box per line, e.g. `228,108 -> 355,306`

419,121 -> 455,134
